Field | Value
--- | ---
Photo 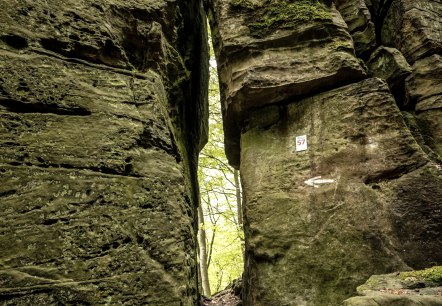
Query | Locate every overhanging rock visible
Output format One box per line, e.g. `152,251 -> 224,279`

207,0 -> 366,168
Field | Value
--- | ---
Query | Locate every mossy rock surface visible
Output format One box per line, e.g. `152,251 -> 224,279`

343,267 -> 442,305
229,0 -> 332,38
401,266 -> 442,285
0,0 -> 208,304
207,0 -> 365,167
240,78 -> 442,305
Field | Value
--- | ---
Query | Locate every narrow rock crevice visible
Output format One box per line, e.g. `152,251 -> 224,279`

0,34 -> 28,50
362,160 -> 428,185
0,189 -> 17,197
366,0 -> 394,46
3,161 -> 143,178
0,97 -> 92,116
24,47 -> 151,80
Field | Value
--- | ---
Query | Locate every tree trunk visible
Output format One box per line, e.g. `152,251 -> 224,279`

234,169 -> 243,228
234,169 -> 245,257
198,204 -> 211,296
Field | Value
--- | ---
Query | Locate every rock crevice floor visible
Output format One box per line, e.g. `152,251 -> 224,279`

201,288 -> 242,306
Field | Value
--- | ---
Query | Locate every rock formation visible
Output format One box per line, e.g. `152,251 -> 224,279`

343,266 -> 442,305
1,0 -> 441,305
208,0 -> 442,305
0,0 -> 208,305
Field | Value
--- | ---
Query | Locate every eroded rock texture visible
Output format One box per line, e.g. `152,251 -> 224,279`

208,0 -> 442,305
0,0 -> 208,305
343,267 -> 442,305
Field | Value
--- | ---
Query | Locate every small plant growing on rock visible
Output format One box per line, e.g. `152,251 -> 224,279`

230,0 -> 256,10
400,266 -> 442,284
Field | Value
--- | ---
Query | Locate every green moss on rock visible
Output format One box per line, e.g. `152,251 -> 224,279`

230,0 -> 332,38
400,266 -> 442,284
230,0 -> 256,10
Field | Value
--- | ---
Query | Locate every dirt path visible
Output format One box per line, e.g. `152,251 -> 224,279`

201,288 -> 242,306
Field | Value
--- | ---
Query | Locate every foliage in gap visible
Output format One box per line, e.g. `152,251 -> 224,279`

198,33 -> 244,295
229,0 -> 332,38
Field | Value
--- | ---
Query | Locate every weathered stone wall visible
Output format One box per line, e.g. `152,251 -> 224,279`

0,1 -> 207,305
208,0 -> 442,305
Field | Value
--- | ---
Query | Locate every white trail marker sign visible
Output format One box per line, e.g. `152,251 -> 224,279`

296,135 -> 308,152
304,176 -> 335,188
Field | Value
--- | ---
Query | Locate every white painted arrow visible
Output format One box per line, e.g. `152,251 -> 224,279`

304,176 -> 335,188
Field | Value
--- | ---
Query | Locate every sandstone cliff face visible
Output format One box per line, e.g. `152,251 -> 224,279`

208,0 -> 442,305
0,1 -> 207,305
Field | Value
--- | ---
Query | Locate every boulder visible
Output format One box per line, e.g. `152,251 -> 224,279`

240,78 -> 442,305
343,267 -> 442,305
344,294 -> 442,306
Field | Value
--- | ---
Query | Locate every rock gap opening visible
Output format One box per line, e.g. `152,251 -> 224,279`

197,31 -> 244,299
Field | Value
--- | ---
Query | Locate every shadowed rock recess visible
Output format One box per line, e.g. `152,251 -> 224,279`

207,0 -> 442,305
0,0 -> 208,305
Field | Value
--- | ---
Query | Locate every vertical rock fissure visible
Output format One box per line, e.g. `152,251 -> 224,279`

197,29 -> 245,303
368,0 -> 395,46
